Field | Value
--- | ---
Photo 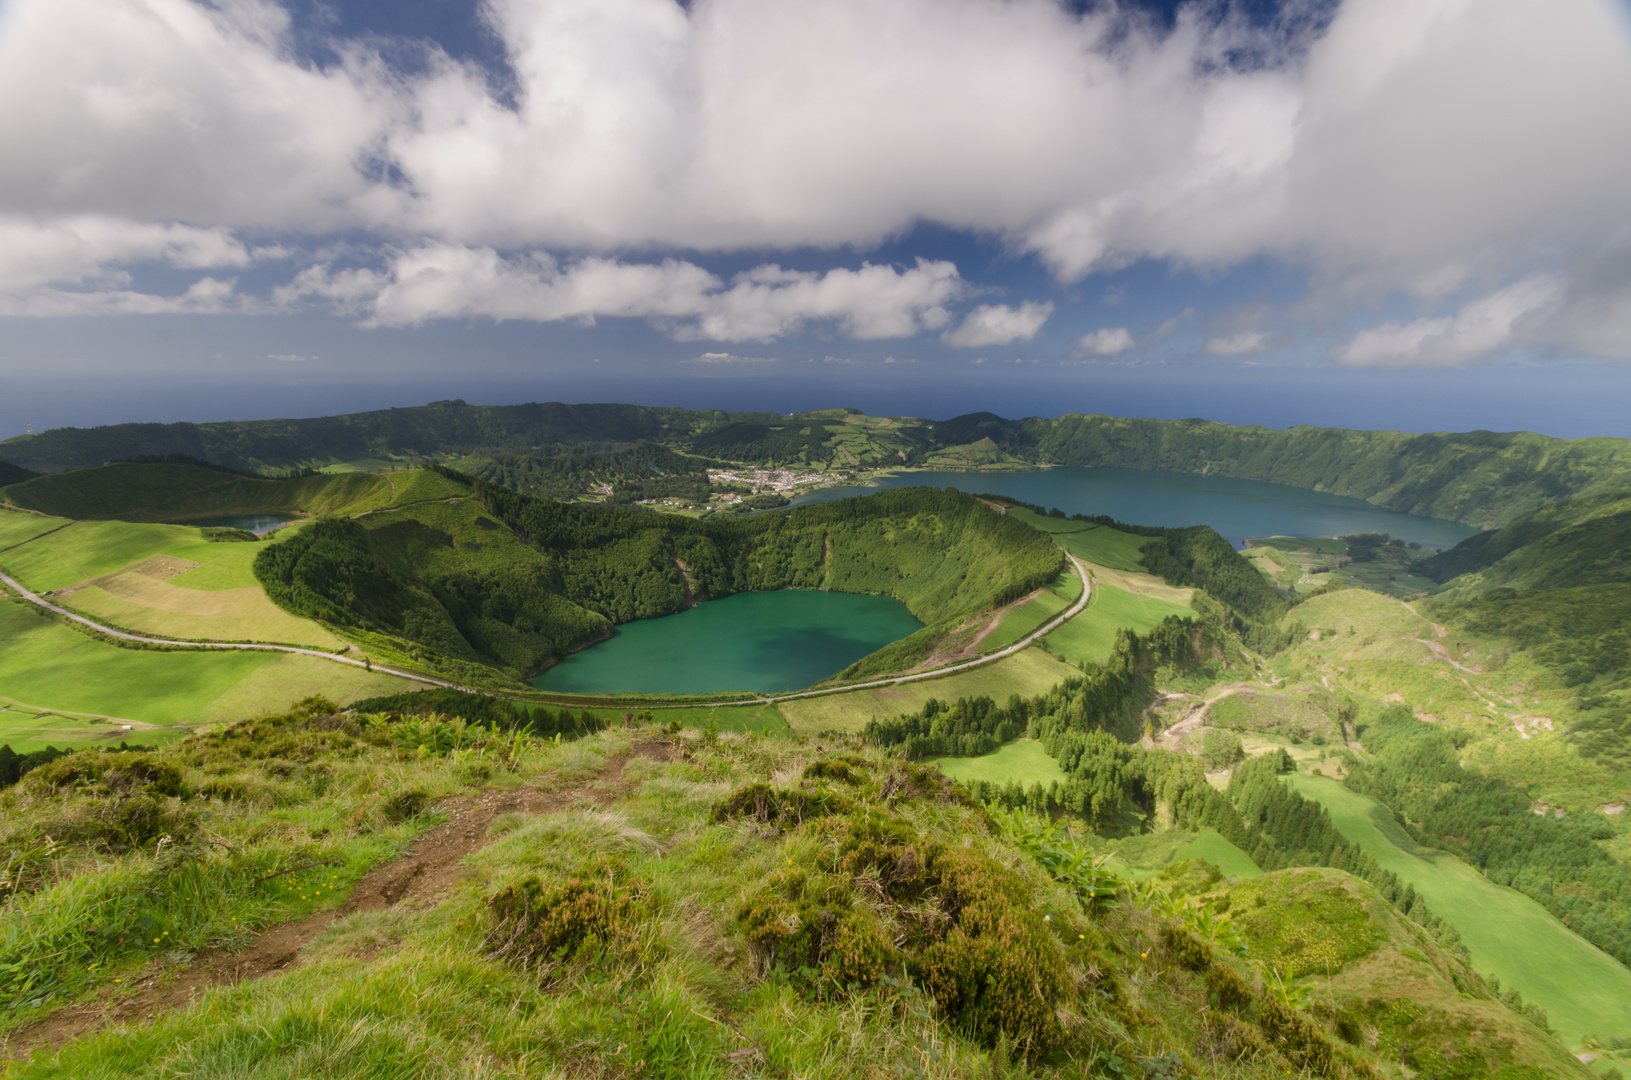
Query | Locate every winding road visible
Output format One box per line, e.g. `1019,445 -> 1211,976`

0,569 -> 465,691
0,553 -> 1093,711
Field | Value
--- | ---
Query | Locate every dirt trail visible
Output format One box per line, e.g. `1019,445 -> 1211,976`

3,741 -> 677,1061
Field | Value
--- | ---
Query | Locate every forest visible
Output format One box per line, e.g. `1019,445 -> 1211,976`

253,476 -> 1062,682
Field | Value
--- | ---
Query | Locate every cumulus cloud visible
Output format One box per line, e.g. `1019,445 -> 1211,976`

941,301 -> 1053,347
1076,327 -> 1135,356
1,0 -> 1628,356
281,247 -> 961,341
1338,275 -> 1563,367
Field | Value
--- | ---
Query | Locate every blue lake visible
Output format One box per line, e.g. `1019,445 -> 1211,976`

792,467 -> 1480,550
531,589 -> 923,695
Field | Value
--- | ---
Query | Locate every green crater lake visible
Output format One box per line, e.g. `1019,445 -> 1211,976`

531,590 -> 922,695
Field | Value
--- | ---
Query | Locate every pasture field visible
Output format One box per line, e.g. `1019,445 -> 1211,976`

1041,583 -> 1192,666
1100,827 -> 1261,882
0,511 -> 345,648
980,589 -> 1069,652
1289,773 -> 1631,1048
928,738 -> 1067,787
1004,507 -> 1150,572
1047,563 -> 1084,602
0,599 -> 420,731
0,697 -> 195,753
778,646 -> 1079,735
1169,828 -> 1261,879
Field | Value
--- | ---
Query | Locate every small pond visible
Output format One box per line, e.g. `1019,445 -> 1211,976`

182,514 -> 298,535
531,589 -> 923,695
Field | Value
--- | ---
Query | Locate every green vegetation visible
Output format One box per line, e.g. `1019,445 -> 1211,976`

0,599 -> 414,729
257,474 -> 1061,685
1343,706 -> 1631,970
1290,773 -> 1631,1048
930,738 -> 1067,787
0,699 -> 1584,1078
1043,583 -> 1193,667
777,647 -> 1080,736
12,400 -> 1631,527
980,588 -> 1069,652
449,443 -> 717,504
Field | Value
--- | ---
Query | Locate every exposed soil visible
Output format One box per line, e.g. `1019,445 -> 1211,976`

2,740 -> 679,1061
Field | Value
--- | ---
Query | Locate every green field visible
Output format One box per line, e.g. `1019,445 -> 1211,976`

929,738 -> 1067,787
777,647 -> 1079,735
1041,583 -> 1192,666
1289,773 -> 1631,1047
981,589 -> 1070,652
1004,508 -> 1150,572
1170,828 -> 1261,879
1100,827 -> 1262,882
0,599 -> 420,734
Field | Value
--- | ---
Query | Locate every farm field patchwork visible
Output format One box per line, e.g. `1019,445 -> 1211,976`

1289,773 -> 1631,1048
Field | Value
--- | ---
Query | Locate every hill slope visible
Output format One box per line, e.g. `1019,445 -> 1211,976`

0,705 -> 1585,1078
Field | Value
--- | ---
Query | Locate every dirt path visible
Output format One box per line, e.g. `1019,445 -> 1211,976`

2,742 -> 676,1061
1155,684 -> 1257,747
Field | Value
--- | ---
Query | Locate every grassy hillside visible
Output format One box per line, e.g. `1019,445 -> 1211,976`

1290,773 -> 1631,1048
0,703 -> 1585,1078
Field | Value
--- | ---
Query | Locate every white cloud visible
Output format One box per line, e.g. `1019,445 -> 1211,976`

941,301 -> 1053,347
0,0 -> 1626,357
1204,330 -> 1271,356
1075,326 -> 1134,355
1338,275 -> 1563,367
282,246 -> 962,341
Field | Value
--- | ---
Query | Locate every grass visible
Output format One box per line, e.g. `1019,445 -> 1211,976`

1288,772 -> 1631,1048
0,706 -> 1583,1078
1040,584 -> 1192,667
0,599 -> 421,730
0,698 -> 194,753
1003,508 -> 1150,573
928,739 -> 1067,787
585,703 -> 793,738
980,590 -> 1069,652
1169,828 -> 1262,879
777,647 -> 1079,736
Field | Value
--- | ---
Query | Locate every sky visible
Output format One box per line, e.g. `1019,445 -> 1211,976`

2,0 -> 1630,439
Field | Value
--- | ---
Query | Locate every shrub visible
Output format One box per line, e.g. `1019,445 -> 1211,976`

737,866 -> 895,991
711,782 -> 849,829
485,861 -> 650,969
1205,963 -> 1254,1013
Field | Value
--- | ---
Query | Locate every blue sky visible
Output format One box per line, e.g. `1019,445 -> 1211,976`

1,0 -> 1630,438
